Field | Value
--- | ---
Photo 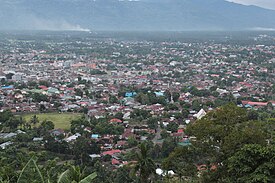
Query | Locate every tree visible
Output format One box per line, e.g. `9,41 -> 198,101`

147,117 -> 158,129
93,161 -> 113,183
75,88 -> 83,97
17,158 -> 44,183
114,166 -> 134,183
70,117 -> 89,134
226,144 -> 275,183
134,143 -> 156,183
73,137 -> 93,165
114,112 -> 124,120
32,93 -> 48,102
135,93 -> 150,105
160,130 -> 170,139
247,110 -> 259,120
57,165 -> 97,183
109,95 -> 118,104
172,92 -> 180,102
161,138 -> 177,158
6,117 -> 21,130
127,136 -> 138,148
166,122 -> 179,133
192,100 -> 201,111
130,109 -> 151,121
186,104 -> 248,154
164,90 -> 172,102
162,147 -> 198,181
182,109 -> 189,118
39,104 -> 46,112
38,120 -> 55,136
30,115 -> 39,127
186,104 -> 271,182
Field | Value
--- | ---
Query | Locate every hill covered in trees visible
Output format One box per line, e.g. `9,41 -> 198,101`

1,0 -> 275,31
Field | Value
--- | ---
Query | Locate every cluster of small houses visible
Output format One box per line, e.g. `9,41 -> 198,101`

1,35 -> 275,177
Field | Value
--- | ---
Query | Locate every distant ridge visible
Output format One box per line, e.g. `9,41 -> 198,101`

0,0 -> 275,31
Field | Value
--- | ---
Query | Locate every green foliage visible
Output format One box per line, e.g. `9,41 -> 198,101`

73,137 -> 100,165
147,117 -> 159,129
0,110 -> 22,130
114,166 -> 134,183
71,117 -> 90,133
166,123 -> 179,133
186,103 -> 273,182
37,120 -> 55,136
127,136 -> 138,148
17,158 -> 44,183
135,92 -> 167,105
161,138 -> 177,158
109,95 -> 118,104
165,103 -> 179,111
162,147 -> 198,179
227,144 -> 275,183
130,109 -> 152,121
90,69 -> 107,75
114,112 -> 123,120
74,88 -> 83,97
172,92 -> 180,102
134,143 -> 156,183
160,130 -> 170,139
57,165 -> 97,183
32,93 -> 49,102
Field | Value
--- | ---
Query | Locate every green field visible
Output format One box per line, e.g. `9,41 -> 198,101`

23,113 -> 82,130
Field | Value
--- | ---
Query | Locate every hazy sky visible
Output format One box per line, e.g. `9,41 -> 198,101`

228,0 -> 275,10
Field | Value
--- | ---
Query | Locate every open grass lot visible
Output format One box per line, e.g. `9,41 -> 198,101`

22,113 -> 82,130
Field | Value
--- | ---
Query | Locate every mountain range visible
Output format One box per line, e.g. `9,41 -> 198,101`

0,0 -> 275,31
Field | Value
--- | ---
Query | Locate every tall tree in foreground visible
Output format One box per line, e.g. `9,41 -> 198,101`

134,142 -> 156,183
227,144 -> 275,183
58,165 -> 97,183
17,158 -> 44,183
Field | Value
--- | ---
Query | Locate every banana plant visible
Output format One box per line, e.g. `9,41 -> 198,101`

57,165 -> 97,183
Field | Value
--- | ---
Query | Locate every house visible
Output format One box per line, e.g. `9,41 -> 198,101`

109,118 -> 123,123
241,101 -> 268,107
91,134 -> 100,139
115,140 -> 127,148
33,137 -> 43,142
156,168 -> 175,176
125,92 -> 137,97
154,91 -> 165,97
112,158 -> 120,165
0,141 -> 13,149
65,133 -> 81,142
89,154 -> 101,160
1,85 -> 14,90
50,129 -> 65,136
102,149 -> 121,156
193,109 -> 206,120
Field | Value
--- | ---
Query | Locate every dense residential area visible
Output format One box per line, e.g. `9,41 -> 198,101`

0,32 -> 275,183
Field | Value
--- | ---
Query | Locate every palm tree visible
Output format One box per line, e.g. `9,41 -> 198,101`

17,158 -> 44,183
57,165 -> 97,183
134,142 -> 156,183
30,115 -> 39,127
16,158 -> 96,183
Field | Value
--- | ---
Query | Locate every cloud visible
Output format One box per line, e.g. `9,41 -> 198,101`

227,0 -> 275,10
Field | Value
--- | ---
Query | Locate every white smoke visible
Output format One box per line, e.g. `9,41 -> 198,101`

29,16 -> 91,31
